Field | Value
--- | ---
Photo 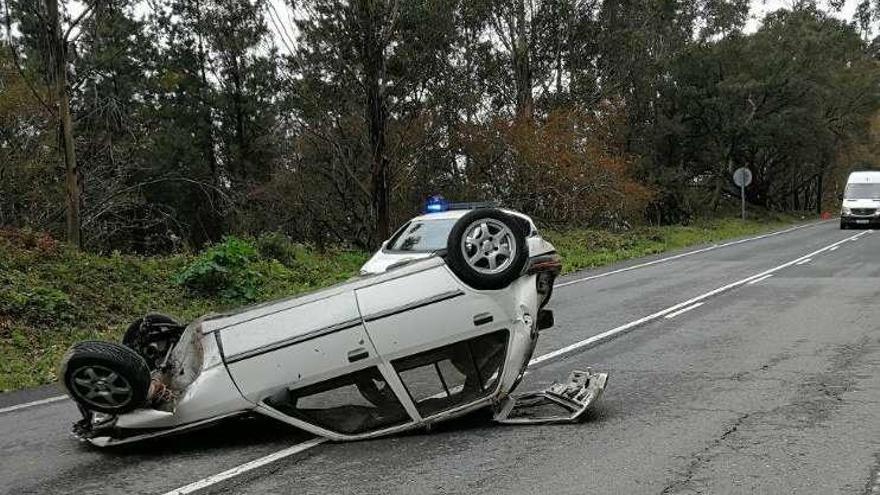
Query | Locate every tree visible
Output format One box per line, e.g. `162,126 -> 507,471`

289,0 -> 461,246
655,5 -> 880,218
4,0 -> 96,247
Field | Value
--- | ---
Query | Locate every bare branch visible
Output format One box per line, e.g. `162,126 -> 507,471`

63,2 -> 95,42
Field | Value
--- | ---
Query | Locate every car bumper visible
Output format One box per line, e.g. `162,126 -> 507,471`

841,215 -> 880,226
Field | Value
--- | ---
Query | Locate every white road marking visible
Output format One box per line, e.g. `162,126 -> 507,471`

161,437 -> 327,495
829,245 -> 840,252
0,395 -> 67,415
529,229 -> 869,367
795,258 -> 812,265
664,302 -> 705,319
554,221 -> 824,289
747,274 -> 774,285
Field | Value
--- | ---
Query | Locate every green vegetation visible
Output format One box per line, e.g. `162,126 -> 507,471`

546,216 -> 796,274
0,230 -> 368,392
0,215 -> 801,392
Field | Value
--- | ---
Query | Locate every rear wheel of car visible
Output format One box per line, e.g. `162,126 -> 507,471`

445,209 -> 528,290
60,341 -> 151,414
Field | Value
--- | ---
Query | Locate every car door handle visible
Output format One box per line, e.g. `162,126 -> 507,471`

473,313 -> 493,326
347,348 -> 369,362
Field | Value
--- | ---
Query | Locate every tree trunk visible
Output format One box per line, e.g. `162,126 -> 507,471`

710,173 -> 723,211
358,0 -> 391,244
230,55 -> 248,181
46,0 -> 81,248
195,0 -> 222,242
513,0 -> 533,120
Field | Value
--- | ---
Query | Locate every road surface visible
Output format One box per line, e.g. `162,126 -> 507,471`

2,220 -> 879,495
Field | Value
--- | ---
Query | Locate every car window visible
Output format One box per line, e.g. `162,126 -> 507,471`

845,183 -> 880,199
264,367 -> 410,435
392,330 -> 508,418
386,218 -> 459,252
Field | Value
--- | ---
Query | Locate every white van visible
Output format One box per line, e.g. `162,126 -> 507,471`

840,171 -> 880,229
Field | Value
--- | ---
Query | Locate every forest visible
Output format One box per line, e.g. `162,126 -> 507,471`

2,0 -> 880,253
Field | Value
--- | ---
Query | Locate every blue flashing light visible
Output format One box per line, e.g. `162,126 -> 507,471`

425,195 -> 449,213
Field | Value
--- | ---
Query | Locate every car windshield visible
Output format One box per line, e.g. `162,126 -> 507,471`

845,183 -> 880,199
387,218 -> 459,252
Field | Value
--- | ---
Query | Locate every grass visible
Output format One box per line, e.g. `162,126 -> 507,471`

0,213 -> 803,392
545,215 -> 798,274
0,231 -> 368,392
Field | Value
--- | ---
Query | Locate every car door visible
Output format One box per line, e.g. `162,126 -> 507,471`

217,289 -> 414,437
219,289 -> 376,403
355,264 -> 513,419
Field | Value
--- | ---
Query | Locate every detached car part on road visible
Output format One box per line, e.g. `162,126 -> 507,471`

60,208 -> 608,447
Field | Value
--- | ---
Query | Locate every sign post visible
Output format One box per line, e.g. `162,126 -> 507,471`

733,167 -> 753,221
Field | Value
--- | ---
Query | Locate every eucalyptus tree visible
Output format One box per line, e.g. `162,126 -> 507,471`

288,0 -> 463,245
3,0 -> 98,247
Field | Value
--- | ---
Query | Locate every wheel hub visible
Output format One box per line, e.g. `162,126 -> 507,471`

461,218 -> 517,275
70,365 -> 133,409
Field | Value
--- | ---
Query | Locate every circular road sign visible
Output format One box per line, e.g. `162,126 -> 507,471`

733,167 -> 753,188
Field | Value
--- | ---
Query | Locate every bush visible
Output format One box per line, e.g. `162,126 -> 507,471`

175,237 -> 263,301
0,228 -> 59,254
0,286 -> 75,325
255,232 -> 298,267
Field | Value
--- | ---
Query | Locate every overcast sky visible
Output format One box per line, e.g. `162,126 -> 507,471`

746,0 -> 860,32
251,0 -> 876,56
60,0 -> 866,53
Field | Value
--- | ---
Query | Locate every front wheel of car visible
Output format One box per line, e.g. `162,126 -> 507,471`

60,341 -> 151,415
445,208 -> 529,290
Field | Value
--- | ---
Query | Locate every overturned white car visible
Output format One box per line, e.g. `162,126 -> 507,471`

60,208 -> 607,447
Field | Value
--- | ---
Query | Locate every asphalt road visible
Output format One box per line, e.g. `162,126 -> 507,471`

3,220 -> 880,495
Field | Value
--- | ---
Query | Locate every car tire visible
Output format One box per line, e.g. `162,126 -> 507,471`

840,221 -> 848,230
122,313 -> 182,370
445,208 -> 529,290
60,340 -> 151,415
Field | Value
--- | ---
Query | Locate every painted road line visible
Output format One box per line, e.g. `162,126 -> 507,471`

747,274 -> 774,285
664,302 -> 705,319
161,437 -> 327,495
0,395 -> 67,415
554,221 -> 826,289
829,245 -> 840,252
796,258 -> 812,265
529,229 -> 869,368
